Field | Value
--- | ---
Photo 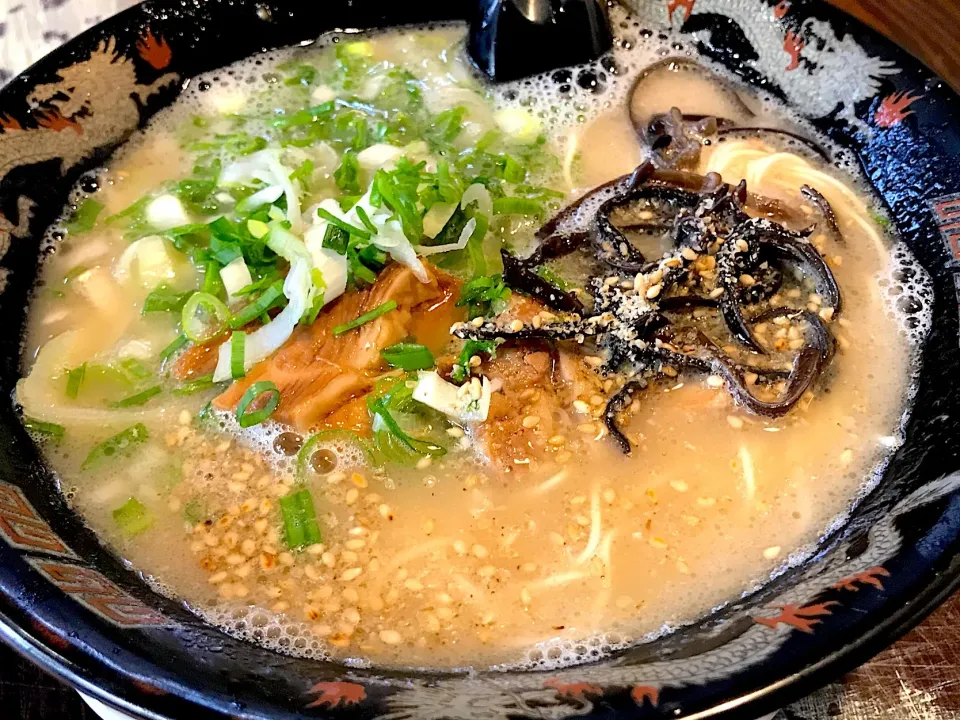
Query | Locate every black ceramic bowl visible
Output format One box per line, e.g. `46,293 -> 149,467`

1,1 -> 959,718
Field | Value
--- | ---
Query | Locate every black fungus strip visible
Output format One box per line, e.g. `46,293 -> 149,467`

800,184 -> 843,242
603,380 -> 647,454
501,250 -> 585,313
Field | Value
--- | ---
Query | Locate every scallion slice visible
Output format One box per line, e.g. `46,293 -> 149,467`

82,423 -> 149,470
296,429 -> 375,481
160,334 -> 188,360
492,197 -> 543,217
23,417 -> 65,442
278,488 -> 322,549
354,205 -> 379,235
181,291 -> 230,344
173,374 -> 217,396
332,300 -> 397,337
231,331 -> 246,379
143,285 -> 192,314
235,381 -> 280,428
317,208 -> 371,240
65,363 -> 87,399
109,385 -> 162,408
112,497 -> 154,536
228,281 -> 284,329
380,343 -> 435,371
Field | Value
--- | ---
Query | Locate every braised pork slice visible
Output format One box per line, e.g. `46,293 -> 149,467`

211,264 -> 460,431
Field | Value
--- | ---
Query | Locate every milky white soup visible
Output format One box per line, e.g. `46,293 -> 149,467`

18,20 -> 929,670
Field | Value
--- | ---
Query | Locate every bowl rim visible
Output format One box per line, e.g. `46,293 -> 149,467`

1,0 -> 959,718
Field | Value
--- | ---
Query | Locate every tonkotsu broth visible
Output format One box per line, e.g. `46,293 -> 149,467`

18,16 -> 929,671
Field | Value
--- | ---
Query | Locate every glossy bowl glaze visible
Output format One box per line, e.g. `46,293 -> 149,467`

0,1 -> 959,718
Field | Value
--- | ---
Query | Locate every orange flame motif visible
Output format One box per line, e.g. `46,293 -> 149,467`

631,685 -> 660,707
136,29 -> 173,70
874,91 -> 922,128
305,681 -> 366,709
544,680 -> 604,700
0,113 -> 22,131
755,601 -> 839,633
783,30 -> 805,71
774,0 -> 791,19
33,109 -> 82,135
666,0 -> 696,24
832,566 -> 891,591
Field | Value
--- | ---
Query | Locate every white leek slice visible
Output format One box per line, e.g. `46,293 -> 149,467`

373,219 -> 428,282
311,85 -> 336,104
413,371 -> 491,423
494,108 -> 543,144
219,257 -> 253,300
213,259 -> 313,382
237,184 -> 284,214
145,194 -> 190,231
416,217 -> 476,256
422,202 -> 457,238
310,247 -> 348,303
117,339 -> 153,360
266,224 -> 312,264
461,183 -> 493,217
265,151 -> 302,234
112,236 -> 176,286
357,143 -> 405,171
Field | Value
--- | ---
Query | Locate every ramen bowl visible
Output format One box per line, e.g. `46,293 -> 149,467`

1,0 -> 959,718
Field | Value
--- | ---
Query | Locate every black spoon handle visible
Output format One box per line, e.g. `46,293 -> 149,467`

468,0 -> 613,82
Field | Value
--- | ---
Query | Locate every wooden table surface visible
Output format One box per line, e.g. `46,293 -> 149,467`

0,1 -> 959,719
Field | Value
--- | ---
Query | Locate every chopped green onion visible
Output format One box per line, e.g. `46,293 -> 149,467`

202,260 -> 226,299
457,274 -> 512,319
181,292 -> 230,344
65,363 -> 87,399
65,198 -> 104,234
317,208 -> 371,240
322,224 -> 348,254
354,206 -> 379,235
380,343 -> 435,371
334,151 -> 362,196
236,381 -> 280,428
296,429 -> 375,481
173,374 -> 217,396
112,497 -> 154,536
82,423 -> 149,470
23,417 -> 65,442
118,358 -> 151,380
231,331 -> 246,379
498,155 -> 526,183
246,219 -> 270,239
492,197 -> 543,217
229,281 -> 284,329
333,300 -> 397,337
183,498 -> 207,524
451,339 -> 499,383
160,334 -> 188,360
109,385 -> 162,408
278,488 -> 322,549
143,284 -> 192,314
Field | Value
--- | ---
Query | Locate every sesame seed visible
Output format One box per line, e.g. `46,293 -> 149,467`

739,274 -> 756,287
469,355 -> 482,367
646,284 -> 662,299
471,316 -> 484,327
510,319 -> 524,332
379,629 -> 403,645
446,426 -> 465,438
573,400 -> 590,413
583,355 -> 604,367
522,415 -> 540,429
345,488 -> 359,505
681,247 -> 698,261
763,546 -> 782,560
727,415 -> 744,430
341,567 -> 363,581
178,409 -> 192,426
669,480 -> 689,492
415,456 -> 432,470
649,536 -> 668,549
840,448 -> 854,466
706,375 -> 724,388
708,287 -> 725,299
520,587 -> 532,605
